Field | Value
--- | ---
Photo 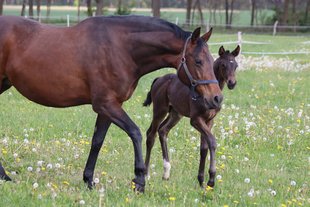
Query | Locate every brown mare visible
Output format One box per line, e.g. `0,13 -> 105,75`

0,15 -> 223,192
143,45 -> 240,188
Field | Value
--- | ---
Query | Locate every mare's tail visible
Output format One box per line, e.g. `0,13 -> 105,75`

143,78 -> 159,107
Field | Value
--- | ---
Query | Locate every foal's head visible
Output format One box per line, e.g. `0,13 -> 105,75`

215,45 -> 240,90
177,28 -> 223,109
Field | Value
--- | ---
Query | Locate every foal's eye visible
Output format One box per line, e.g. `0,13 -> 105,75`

195,59 -> 202,66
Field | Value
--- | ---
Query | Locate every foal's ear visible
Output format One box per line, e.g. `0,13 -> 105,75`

201,27 -> 213,43
191,27 -> 201,43
232,45 -> 240,57
218,45 -> 225,57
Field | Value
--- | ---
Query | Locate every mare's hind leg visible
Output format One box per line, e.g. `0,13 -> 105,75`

144,108 -> 169,178
83,114 -> 111,189
158,109 -> 182,180
0,78 -> 12,94
0,78 -> 13,181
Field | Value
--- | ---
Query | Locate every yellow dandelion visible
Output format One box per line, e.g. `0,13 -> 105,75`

131,181 -> 136,189
233,201 -> 239,204
41,167 -> 46,171
168,196 -> 176,201
205,186 -> 213,191
51,183 -> 58,189
16,158 -> 21,163
220,164 -> 225,170
63,181 -> 70,185
292,199 -> 297,203
287,200 -> 292,205
223,205 -> 229,207
101,171 -> 107,176
2,149 -> 7,154
125,197 -> 130,203
281,204 -> 287,207
218,179 -> 223,183
268,179 -> 273,184
298,202 -> 302,206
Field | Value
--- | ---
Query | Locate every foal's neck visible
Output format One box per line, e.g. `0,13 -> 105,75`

213,60 -> 225,90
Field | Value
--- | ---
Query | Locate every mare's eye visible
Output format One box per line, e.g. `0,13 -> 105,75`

195,59 -> 202,65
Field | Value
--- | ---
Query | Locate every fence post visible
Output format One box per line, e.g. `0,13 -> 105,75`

273,20 -> 278,36
206,22 -> 210,33
237,31 -> 242,55
67,15 -> 70,27
175,17 -> 179,25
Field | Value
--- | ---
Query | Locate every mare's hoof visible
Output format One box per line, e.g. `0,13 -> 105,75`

132,178 -> 145,193
83,177 -> 94,190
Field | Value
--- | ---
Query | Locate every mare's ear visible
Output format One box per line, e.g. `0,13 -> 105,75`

201,27 -> 213,42
219,45 -> 225,57
232,45 -> 240,57
191,27 -> 201,43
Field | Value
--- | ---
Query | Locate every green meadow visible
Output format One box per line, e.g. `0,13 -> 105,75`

0,9 -> 309,207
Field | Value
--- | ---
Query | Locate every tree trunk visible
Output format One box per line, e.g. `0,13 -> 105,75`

29,0 -> 33,18
186,0 -> 193,27
152,0 -> 160,18
21,0 -> 27,16
225,0 -> 229,28
282,0 -> 290,25
96,0 -> 104,16
86,0 -> 92,16
36,0 -> 41,19
229,0 -> 235,25
250,0 -> 256,26
0,0 -> 4,15
305,0 -> 310,22
46,0 -> 51,21
196,0 -> 204,26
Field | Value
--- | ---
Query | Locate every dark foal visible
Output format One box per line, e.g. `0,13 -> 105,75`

143,45 -> 240,188
0,16 -> 223,192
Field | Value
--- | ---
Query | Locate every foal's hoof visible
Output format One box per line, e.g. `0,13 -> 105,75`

0,174 -> 12,181
131,179 -> 145,193
207,180 -> 215,188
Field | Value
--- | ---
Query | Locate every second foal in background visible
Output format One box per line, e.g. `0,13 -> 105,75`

143,45 -> 240,188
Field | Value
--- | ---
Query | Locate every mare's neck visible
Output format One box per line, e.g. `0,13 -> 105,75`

213,59 -> 225,90
132,32 -> 190,77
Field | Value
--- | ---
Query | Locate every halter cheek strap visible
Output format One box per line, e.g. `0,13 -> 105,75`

177,35 -> 218,101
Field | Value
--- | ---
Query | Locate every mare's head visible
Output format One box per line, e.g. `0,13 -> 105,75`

215,45 -> 240,90
177,28 -> 222,109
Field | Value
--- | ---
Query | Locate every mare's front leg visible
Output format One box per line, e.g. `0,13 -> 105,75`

92,102 -> 145,192
0,162 -> 11,181
197,135 -> 208,187
83,114 -> 111,189
191,118 -> 217,188
158,109 -> 182,180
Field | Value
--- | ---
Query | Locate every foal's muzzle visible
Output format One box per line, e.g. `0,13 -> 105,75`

227,80 -> 236,90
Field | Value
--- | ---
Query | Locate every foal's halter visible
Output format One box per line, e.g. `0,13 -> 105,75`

178,35 -> 218,100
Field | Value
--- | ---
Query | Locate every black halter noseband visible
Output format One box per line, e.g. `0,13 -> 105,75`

178,35 -> 218,101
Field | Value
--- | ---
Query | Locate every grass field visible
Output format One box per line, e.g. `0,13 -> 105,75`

0,65 -> 309,206
0,9 -> 310,206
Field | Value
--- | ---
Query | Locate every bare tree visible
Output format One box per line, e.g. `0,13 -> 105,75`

152,0 -> 160,17
282,0 -> 290,25
29,0 -> 34,17
46,0 -> 52,20
21,0 -> 27,16
36,0 -> 41,19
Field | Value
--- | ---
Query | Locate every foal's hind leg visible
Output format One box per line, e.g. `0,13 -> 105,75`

158,109 -> 182,180
145,109 -> 169,178
83,114 -> 111,189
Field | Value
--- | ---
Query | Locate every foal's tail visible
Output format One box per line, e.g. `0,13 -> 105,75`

143,78 -> 159,107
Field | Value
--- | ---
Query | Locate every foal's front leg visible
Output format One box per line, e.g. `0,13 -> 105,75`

0,162 -> 11,181
191,117 -> 217,187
